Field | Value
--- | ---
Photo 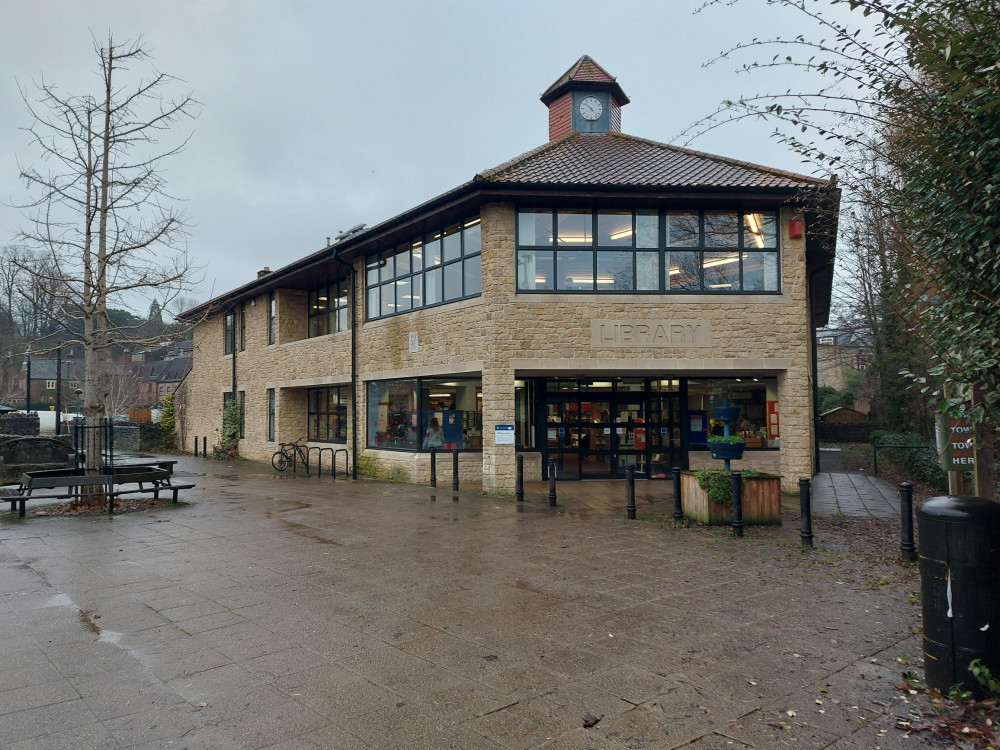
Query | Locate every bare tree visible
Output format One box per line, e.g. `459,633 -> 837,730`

14,35 -> 200,482
104,362 -> 147,420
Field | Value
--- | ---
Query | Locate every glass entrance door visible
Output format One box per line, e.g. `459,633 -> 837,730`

648,393 -> 683,478
542,379 -> 678,480
612,396 -> 647,478
579,398 -> 612,478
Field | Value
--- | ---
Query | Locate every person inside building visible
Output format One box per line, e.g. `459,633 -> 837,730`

423,417 -> 444,449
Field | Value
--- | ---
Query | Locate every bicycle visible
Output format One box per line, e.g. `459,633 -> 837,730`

271,438 -> 310,473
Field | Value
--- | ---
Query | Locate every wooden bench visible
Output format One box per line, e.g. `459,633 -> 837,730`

1,467 -> 195,517
1,474 -> 113,518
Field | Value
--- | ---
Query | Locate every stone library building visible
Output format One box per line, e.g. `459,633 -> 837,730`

177,56 -> 839,494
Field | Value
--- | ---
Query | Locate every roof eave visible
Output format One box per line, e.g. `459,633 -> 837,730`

540,79 -> 630,107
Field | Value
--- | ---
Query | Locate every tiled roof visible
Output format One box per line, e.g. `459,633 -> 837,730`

476,132 -> 829,190
543,55 -> 616,94
540,55 -> 629,106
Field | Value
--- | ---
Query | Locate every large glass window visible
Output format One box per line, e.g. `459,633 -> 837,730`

368,379 -> 419,450
239,303 -> 246,351
308,280 -> 349,337
367,377 -> 483,451
308,386 -> 347,443
223,311 -> 235,354
687,377 -> 778,448
267,388 -> 275,442
517,209 -> 780,294
365,217 -> 481,320
268,292 -> 276,345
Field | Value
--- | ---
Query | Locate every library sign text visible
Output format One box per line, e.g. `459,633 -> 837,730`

591,320 -> 711,348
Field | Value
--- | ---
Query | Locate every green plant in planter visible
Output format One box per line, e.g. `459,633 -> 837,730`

692,469 -> 760,508
707,434 -> 746,445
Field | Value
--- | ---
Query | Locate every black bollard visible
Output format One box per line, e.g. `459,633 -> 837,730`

731,471 -> 744,538
548,459 -> 557,507
430,449 -> 437,487
672,466 -> 683,523
626,466 -> 636,520
203,436 -> 207,457
899,481 -> 917,561
516,454 -> 524,502
452,450 -> 459,492
194,438 -> 198,457
799,477 -> 814,549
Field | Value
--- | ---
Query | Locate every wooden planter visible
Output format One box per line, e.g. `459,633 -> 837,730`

680,471 -> 783,526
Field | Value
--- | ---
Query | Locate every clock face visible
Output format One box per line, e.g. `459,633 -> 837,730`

579,96 -> 604,121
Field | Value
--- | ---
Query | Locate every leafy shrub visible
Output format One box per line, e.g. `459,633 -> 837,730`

693,469 -> 761,508
871,430 -> 946,490
213,399 -> 241,459
158,392 -> 175,437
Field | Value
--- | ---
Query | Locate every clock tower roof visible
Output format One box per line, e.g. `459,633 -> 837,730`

540,55 -> 630,107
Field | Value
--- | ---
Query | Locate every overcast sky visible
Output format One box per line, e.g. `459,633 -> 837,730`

0,0 -> 858,312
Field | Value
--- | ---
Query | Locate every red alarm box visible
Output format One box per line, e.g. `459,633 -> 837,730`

788,218 -> 804,239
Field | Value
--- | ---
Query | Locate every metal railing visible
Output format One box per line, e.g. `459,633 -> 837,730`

872,442 -> 934,476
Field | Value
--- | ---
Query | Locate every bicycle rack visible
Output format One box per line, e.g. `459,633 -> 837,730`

291,446 -> 310,476
333,449 -> 350,479
308,446 -> 337,478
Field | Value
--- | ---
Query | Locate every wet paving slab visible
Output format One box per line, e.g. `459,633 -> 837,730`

0,455 -> 930,748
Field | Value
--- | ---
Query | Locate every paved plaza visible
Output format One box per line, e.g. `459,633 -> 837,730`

0,457 -> 927,749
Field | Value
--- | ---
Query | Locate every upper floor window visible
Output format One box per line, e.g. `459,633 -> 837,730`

308,280 -> 349,337
366,217 -> 481,320
516,209 -> 779,293
239,303 -> 246,351
223,310 -> 235,354
268,292 -> 276,345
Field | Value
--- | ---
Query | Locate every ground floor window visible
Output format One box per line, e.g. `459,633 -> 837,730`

267,389 -> 275,442
367,376 -> 482,451
308,386 -> 347,443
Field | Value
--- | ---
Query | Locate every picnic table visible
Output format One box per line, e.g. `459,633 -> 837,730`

1,461 -> 194,517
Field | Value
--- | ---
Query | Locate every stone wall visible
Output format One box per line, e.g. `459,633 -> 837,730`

0,413 -> 40,436
179,203 -> 816,493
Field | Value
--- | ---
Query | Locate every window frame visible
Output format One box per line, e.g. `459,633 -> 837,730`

267,388 -> 276,441
366,376 -> 483,452
515,208 -> 781,295
223,310 -> 235,355
239,303 -> 246,351
365,217 -> 482,321
307,280 -> 350,338
268,292 -> 276,345
307,386 -> 348,443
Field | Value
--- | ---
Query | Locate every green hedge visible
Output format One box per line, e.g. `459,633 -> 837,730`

871,430 -> 946,490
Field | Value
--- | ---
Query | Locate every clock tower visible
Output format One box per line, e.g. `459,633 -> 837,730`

540,55 -> 630,140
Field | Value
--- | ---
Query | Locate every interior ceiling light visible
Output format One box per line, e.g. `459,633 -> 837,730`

702,255 -> 740,269
745,212 -> 766,249
609,228 -> 633,240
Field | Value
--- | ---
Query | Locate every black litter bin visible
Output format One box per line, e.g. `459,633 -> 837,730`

918,495 -> 1000,698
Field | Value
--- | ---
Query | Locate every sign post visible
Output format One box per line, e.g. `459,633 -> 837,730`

940,416 -> 975,494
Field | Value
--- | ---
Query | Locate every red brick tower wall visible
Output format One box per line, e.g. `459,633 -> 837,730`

548,94 -> 572,141
610,98 -> 622,133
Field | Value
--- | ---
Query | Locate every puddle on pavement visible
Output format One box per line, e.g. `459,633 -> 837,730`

78,609 -> 101,635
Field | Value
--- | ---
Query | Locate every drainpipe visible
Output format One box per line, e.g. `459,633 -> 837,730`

55,346 -> 62,435
231,311 -> 238,404
25,349 -> 31,414
331,249 -> 359,479
809,269 -> 821,475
